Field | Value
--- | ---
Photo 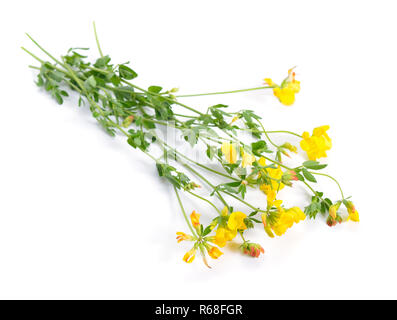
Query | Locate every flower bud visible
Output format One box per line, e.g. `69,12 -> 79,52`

281,170 -> 298,186
183,182 -> 201,191
326,215 -> 337,227
240,242 -> 265,258
230,115 -> 241,124
329,202 -> 341,220
221,206 -> 229,216
207,245 -> 223,259
122,115 -> 134,128
182,248 -> 196,263
190,211 -> 201,228
326,213 -> 342,227
281,142 -> 298,154
261,213 -> 267,227
176,232 -> 193,243
344,200 -> 359,222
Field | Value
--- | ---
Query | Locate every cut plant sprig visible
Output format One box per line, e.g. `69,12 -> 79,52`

22,24 -> 358,267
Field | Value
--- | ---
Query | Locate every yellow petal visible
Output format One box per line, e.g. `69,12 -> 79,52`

221,142 -> 237,164
227,211 -> 247,231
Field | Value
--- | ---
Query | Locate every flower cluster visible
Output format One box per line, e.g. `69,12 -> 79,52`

271,207 -> 306,236
265,68 -> 301,106
300,125 -> 332,160
177,211 -> 224,267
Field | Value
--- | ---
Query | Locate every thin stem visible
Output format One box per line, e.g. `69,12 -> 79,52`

187,191 -> 222,215
174,187 -> 197,237
21,47 -> 44,64
266,130 -> 302,138
120,79 -> 204,116
239,232 -> 247,243
176,86 -> 273,98
93,22 -> 104,58
158,137 -> 239,181
302,181 -> 318,197
25,33 -> 65,67
182,162 -> 228,208
222,191 -> 266,213
310,171 -> 345,199
255,118 -> 279,149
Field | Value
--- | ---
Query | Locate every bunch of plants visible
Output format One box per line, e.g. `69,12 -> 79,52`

22,24 -> 359,267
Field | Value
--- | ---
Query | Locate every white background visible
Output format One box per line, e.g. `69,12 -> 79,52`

1,0 -> 396,299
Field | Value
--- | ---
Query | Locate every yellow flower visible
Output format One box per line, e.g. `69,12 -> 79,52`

182,248 -> 196,263
221,206 -> 229,216
300,125 -> 332,160
288,207 -> 306,223
190,210 -> 200,228
348,209 -> 360,222
212,209 -> 247,247
258,157 -> 285,193
242,151 -> 256,168
273,86 -> 297,106
207,246 -> 223,259
266,190 -> 283,208
272,207 -> 306,236
328,202 -> 341,220
329,205 -> 337,220
345,201 -> 359,222
227,211 -> 247,231
213,227 -> 237,247
176,232 -> 193,243
261,213 -> 275,238
264,78 -> 275,86
221,142 -> 237,164
264,69 -> 300,106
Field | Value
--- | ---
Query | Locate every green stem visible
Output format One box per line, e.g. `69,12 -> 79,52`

187,191 -> 222,215
176,86 -> 273,98
93,22 -> 104,58
174,187 -> 197,237
25,33 -> 65,67
255,118 -> 279,149
310,171 -> 345,199
266,130 -> 302,138
182,163 -> 228,208
158,137 -> 239,182
302,181 -> 318,198
222,191 -> 266,213
21,47 -> 44,64
121,79 -> 204,116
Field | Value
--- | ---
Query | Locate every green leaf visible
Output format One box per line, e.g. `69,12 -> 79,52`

48,70 -> 64,82
148,86 -> 162,94
251,140 -> 269,156
303,160 -> 328,170
202,226 -> 212,237
94,55 -> 111,68
84,75 -> 97,91
302,168 -> 317,183
119,65 -> 138,80
206,145 -> 217,160
53,91 -> 63,105
304,201 -> 322,219
127,129 -> 150,151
